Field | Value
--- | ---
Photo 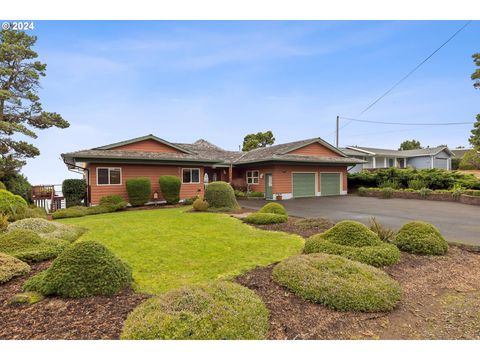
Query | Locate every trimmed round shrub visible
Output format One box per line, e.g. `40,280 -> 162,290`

244,212 -> 288,225
204,181 -> 239,210
272,254 -> 401,312
23,241 -> 132,298
183,195 -> 199,205
0,189 -> 28,219
159,176 -> 181,204
7,218 -> 87,243
99,195 -> 128,211
0,252 -> 30,283
62,179 -> 87,207
320,220 -> 381,247
258,202 -> 288,216
192,198 -> 209,211
304,221 -> 400,267
121,281 -> 269,340
126,177 -> 152,206
394,221 -> 448,255
0,229 -> 68,262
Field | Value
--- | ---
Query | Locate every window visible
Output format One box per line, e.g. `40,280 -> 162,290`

182,168 -> 200,184
97,167 -> 121,185
246,170 -> 259,185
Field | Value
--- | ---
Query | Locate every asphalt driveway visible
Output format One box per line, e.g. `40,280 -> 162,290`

239,196 -> 480,245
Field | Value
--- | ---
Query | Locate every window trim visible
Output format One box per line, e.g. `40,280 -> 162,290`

96,167 -> 122,186
182,168 -> 201,184
246,170 -> 260,185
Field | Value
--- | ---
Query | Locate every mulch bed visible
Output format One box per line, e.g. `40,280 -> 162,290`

244,216 -> 335,238
0,262 -> 150,340
236,246 -> 480,340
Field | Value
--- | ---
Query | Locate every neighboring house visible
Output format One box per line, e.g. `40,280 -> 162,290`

61,135 -> 364,205
451,148 -> 479,159
341,146 -> 454,173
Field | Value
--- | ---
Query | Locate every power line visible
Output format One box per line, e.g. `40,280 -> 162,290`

339,116 -> 473,126
333,20 -> 472,137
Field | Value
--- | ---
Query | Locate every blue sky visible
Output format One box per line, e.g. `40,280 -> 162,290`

16,20 -> 480,184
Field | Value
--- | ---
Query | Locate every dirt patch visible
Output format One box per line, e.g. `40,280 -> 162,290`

236,247 -> 480,339
0,261 -> 149,340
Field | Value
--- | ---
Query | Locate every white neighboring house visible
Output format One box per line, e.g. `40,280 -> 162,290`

341,146 -> 454,173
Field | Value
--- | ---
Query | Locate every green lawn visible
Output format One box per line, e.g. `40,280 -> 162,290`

58,207 -> 303,294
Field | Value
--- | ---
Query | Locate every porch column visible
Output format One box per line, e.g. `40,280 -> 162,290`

229,164 -> 233,183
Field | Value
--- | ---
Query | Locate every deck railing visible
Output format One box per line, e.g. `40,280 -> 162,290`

32,184 -> 65,213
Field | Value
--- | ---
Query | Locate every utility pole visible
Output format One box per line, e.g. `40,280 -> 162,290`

336,115 -> 339,147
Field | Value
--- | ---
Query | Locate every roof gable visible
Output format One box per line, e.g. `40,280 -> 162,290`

281,138 -> 346,157
95,134 -> 193,154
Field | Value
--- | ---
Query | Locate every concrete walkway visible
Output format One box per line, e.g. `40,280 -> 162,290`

239,195 -> 480,245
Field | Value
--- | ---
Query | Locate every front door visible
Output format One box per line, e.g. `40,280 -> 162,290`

265,173 -> 273,199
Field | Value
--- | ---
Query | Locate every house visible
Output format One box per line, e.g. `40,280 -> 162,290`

61,135 -> 364,205
341,146 -> 454,173
451,148 -> 479,159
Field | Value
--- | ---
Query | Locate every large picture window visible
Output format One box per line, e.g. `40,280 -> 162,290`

97,167 -> 122,185
246,170 -> 259,185
182,168 -> 200,184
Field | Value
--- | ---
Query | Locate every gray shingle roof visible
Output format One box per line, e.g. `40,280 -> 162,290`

62,135 -> 364,166
347,146 -> 453,158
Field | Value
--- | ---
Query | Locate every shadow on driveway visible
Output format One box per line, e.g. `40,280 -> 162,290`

239,195 -> 480,245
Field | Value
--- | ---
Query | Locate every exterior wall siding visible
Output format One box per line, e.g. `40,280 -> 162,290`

407,156 -> 432,169
111,139 -> 185,153
88,163 -> 204,205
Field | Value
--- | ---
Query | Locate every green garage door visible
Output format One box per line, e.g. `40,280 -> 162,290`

292,173 -> 316,198
321,173 -> 341,196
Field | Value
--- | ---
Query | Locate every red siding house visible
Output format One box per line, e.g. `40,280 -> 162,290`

61,135 -> 364,205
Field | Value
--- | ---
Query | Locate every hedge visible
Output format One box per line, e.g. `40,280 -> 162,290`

159,176 -> 181,204
0,252 -> 30,283
272,254 -> 401,312
24,241 -> 132,298
258,202 -> 288,216
244,213 -> 288,225
0,229 -> 68,262
62,179 -> 87,208
99,195 -> 128,211
204,182 -> 239,210
121,281 -> 269,340
394,221 -> 448,255
126,177 -> 152,206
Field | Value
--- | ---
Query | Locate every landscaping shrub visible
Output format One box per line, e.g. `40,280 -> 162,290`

272,254 -> 401,312
192,198 -> 209,211
62,179 -> 87,207
7,218 -> 87,243
0,181 -> 5,190
248,191 -> 264,198
295,218 -> 335,232
0,229 -> 68,262
463,189 -> 480,196
234,189 -> 246,199
368,217 -> 395,243
8,291 -> 43,305
0,189 -> 28,219
418,187 -> 433,198
204,181 -> 239,210
126,177 -> 152,206
244,213 -> 288,225
23,207 -> 48,219
23,241 -> 132,298
0,214 -> 9,231
1,173 -> 32,203
0,252 -> 30,283
258,202 -> 288,216
183,195 -> 199,205
408,178 -> 426,190
52,206 -> 87,219
379,179 -> 399,189
121,281 -> 269,340
380,187 -> 394,199
99,195 -> 128,211
159,176 -> 181,204
357,186 -> 368,196
459,149 -> 480,170
304,221 -> 400,267
394,221 -> 448,255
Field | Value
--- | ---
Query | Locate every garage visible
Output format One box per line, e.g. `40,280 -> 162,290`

320,173 -> 341,196
292,173 -> 316,198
